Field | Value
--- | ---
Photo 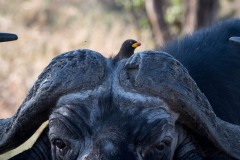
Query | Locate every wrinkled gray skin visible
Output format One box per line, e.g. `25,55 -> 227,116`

1,24 -> 240,159
0,49 -> 239,160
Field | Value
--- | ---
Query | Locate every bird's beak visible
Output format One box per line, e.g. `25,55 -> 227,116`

132,42 -> 141,48
0,33 -> 18,42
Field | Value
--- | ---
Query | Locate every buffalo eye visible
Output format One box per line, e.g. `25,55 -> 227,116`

162,137 -> 172,146
155,136 -> 172,151
155,143 -> 165,151
53,139 -> 66,149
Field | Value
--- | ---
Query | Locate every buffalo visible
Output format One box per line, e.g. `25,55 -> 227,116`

0,19 -> 240,160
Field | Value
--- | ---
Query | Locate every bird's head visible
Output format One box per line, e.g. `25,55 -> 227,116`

113,39 -> 141,62
120,39 -> 141,53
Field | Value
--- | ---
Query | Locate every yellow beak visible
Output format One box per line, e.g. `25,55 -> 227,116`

132,42 -> 141,48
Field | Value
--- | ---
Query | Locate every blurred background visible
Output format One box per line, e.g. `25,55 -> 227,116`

0,0 -> 240,158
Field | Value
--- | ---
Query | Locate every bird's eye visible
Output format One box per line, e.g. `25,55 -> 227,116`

130,42 -> 132,44
53,139 -> 66,149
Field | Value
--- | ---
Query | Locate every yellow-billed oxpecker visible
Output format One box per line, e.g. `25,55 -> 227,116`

113,39 -> 141,62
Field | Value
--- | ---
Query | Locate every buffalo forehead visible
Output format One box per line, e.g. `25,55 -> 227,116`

54,50 -> 183,110
53,50 -> 183,117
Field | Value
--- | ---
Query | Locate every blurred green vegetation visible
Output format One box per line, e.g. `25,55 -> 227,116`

114,0 -> 240,35
0,0 -> 239,159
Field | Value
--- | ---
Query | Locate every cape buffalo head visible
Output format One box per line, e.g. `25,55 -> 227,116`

0,48 -> 240,160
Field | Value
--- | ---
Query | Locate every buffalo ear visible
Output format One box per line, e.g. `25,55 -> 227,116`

0,49 -> 107,154
9,126 -> 51,160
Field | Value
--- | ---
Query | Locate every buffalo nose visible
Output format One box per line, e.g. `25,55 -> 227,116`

98,140 -> 137,160
102,140 -> 116,154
